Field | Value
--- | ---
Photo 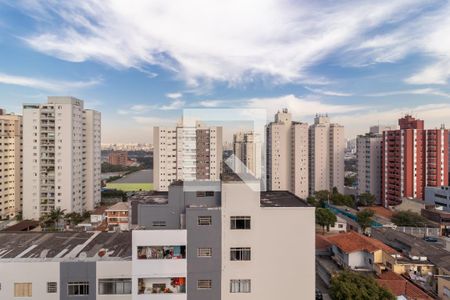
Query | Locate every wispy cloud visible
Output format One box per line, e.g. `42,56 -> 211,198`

0,72 -> 101,92
365,88 -> 450,98
304,86 -> 352,97
13,0 -> 440,86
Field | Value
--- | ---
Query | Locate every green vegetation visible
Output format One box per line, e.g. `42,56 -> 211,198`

101,162 -> 143,174
307,188 -> 355,208
330,271 -> 395,300
356,209 -> 375,233
344,174 -> 357,187
391,210 -> 428,227
358,192 -> 376,207
105,182 -> 153,192
39,208 -> 66,231
316,208 -> 337,234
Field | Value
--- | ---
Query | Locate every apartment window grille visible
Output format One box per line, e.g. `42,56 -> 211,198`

67,281 -> 89,296
197,280 -> 212,289
98,278 -> 131,295
230,216 -> 251,229
197,248 -> 212,257
14,283 -> 32,297
230,280 -> 251,293
47,282 -> 57,293
230,247 -> 251,261
198,216 -> 212,226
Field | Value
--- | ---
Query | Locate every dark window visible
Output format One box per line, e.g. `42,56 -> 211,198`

230,247 -> 251,261
68,282 -> 89,296
231,216 -> 251,230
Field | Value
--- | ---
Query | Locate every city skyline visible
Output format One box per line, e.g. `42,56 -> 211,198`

1,1 -> 450,143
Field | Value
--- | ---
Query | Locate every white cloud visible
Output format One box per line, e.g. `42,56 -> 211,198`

304,86 -> 352,97
16,0 -> 435,85
0,72 -> 101,91
160,99 -> 185,110
365,88 -> 450,98
166,92 -> 182,99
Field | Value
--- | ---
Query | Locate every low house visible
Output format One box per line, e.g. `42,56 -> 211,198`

106,202 -> 130,231
376,271 -> 433,300
328,215 -> 347,233
327,231 -> 398,271
90,206 -> 108,224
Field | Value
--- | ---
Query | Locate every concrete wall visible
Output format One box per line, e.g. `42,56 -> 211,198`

97,261 -> 131,300
186,207 -> 221,300
60,261 -> 96,300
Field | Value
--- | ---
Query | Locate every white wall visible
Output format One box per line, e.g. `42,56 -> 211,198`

97,261 -> 132,300
0,262 -> 60,300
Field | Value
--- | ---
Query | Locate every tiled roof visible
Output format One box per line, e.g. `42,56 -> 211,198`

106,202 -> 129,211
327,231 -> 398,255
369,206 -> 394,219
315,235 -> 332,250
377,271 -> 433,300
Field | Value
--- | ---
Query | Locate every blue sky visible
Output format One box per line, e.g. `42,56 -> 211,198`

1,0 -> 450,143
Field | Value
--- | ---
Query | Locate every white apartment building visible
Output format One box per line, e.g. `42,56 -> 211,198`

309,114 -> 345,195
154,122 -> 223,191
266,109 -> 309,198
22,97 -> 101,220
0,109 -> 22,219
232,131 -> 262,178
357,126 -> 394,204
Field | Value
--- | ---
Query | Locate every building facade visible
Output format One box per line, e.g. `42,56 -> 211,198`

357,126 -> 394,204
22,97 -> 101,220
232,131 -> 261,178
382,115 -> 448,207
308,114 -> 345,195
153,122 -> 222,191
0,109 -> 22,219
266,109 -> 309,198
108,151 -> 129,166
425,186 -> 450,212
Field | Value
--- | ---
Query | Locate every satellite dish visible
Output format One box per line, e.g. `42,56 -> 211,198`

98,248 -> 106,257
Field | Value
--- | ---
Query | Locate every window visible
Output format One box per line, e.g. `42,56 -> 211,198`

68,282 -> 89,296
196,191 -> 214,197
198,216 -> 212,226
231,216 -> 251,230
197,280 -> 212,290
230,247 -> 251,261
152,221 -> 166,227
99,278 -> 131,295
197,248 -> 212,257
47,282 -> 57,293
14,283 -> 32,297
230,280 -> 251,293
137,246 -> 186,259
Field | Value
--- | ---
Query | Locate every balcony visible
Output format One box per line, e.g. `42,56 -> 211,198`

138,278 -> 186,295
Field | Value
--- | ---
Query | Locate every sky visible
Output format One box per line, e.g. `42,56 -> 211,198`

1,0 -> 450,143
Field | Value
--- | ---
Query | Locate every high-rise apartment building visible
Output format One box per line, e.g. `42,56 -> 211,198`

108,150 -> 131,166
131,177 -> 315,300
0,109 -> 22,219
266,109 -> 308,198
232,131 -> 261,178
154,122 -> 223,191
357,126 -> 394,204
382,115 -> 448,206
22,97 -> 101,220
308,114 -> 345,195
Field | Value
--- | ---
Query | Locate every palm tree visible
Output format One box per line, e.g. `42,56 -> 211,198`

48,208 -> 66,230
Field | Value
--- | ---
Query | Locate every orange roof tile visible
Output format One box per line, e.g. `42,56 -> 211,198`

377,271 -> 433,300
327,231 -> 398,255
316,235 -> 332,250
369,206 -> 394,219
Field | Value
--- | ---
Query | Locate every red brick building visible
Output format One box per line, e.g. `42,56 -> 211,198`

382,115 -> 448,207
108,151 -> 129,166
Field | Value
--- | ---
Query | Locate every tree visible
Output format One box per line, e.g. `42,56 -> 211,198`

391,210 -> 428,227
315,190 -> 331,207
330,271 -> 395,300
64,212 -> 86,226
358,193 -> 376,207
356,209 -> 374,233
307,196 -> 318,207
48,208 -> 66,229
331,193 -> 356,208
316,208 -> 337,234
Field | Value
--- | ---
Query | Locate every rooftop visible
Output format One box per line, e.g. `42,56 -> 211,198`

0,232 -> 131,261
129,191 -> 169,205
106,202 -> 129,211
327,231 -> 397,255
377,271 -> 433,300
260,191 -> 309,207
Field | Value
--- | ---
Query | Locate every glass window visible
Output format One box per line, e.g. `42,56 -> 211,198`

47,282 -> 57,293
197,280 -> 212,289
198,216 -> 212,226
152,221 -> 166,227
98,278 -> 131,295
230,247 -> 251,261
68,282 -> 89,296
230,216 -> 251,230
197,248 -> 212,257
230,280 -> 251,293
137,246 -> 186,259
14,283 -> 32,297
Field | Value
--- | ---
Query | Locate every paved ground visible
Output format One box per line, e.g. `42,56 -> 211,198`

112,169 -> 153,183
316,274 -> 331,300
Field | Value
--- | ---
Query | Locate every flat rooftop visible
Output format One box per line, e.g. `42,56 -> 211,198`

129,191 -> 169,205
260,191 -> 309,207
0,232 -> 131,261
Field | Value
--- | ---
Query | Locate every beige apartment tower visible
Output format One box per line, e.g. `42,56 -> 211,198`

232,131 -> 262,178
266,109 -> 309,198
22,97 -> 101,220
309,114 -> 345,195
0,109 -> 22,219
154,122 -> 223,191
